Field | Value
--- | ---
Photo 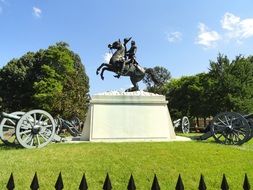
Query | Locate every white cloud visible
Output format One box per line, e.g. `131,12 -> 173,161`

103,52 -> 112,63
33,6 -> 42,18
196,23 -> 221,48
221,12 -> 253,40
221,12 -> 240,31
240,19 -> 253,38
167,32 -> 182,42
196,12 -> 253,49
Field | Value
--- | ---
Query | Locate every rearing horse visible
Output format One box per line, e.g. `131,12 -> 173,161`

96,39 -> 159,92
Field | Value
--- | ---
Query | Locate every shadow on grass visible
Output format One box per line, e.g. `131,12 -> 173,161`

0,143 -> 23,150
185,135 -> 218,145
178,132 -> 239,145
188,134 -> 253,147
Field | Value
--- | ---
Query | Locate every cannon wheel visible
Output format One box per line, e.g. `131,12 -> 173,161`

15,110 -> 56,149
54,117 -> 63,135
70,116 -> 81,127
0,111 -> 25,146
70,116 -> 83,132
211,112 -> 251,145
181,116 -> 190,133
246,118 -> 253,141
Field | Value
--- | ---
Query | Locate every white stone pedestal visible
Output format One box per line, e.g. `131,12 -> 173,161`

80,91 -> 176,141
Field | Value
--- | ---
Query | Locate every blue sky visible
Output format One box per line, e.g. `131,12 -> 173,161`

1,0 -> 253,94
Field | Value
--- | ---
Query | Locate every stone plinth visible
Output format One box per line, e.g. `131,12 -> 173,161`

80,91 -> 176,141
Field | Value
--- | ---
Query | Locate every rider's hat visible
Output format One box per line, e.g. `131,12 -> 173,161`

131,40 -> 135,45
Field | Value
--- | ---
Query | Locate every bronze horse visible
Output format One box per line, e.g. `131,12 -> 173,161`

96,39 -> 159,92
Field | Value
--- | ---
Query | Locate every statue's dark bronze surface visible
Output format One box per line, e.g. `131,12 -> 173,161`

96,38 -> 159,92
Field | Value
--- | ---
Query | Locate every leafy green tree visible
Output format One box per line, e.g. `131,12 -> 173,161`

161,53 -> 253,126
165,73 -> 213,127
0,52 -> 36,111
142,66 -> 171,94
196,73 -> 214,118
208,53 -> 233,113
208,54 -> 253,114
0,42 -> 89,119
164,78 -> 184,119
165,75 -> 202,119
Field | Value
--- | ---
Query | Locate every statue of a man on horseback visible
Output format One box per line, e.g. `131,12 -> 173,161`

96,38 -> 159,92
114,38 -> 141,78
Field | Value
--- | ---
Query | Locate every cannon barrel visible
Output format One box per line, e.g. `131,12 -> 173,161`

1,112 -> 21,120
243,113 -> 253,119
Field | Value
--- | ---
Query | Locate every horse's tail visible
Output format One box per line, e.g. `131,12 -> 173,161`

145,68 -> 160,85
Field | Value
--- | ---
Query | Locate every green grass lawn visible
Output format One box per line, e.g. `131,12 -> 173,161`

0,135 -> 253,189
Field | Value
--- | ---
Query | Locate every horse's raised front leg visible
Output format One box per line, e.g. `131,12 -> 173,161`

100,67 -> 114,80
96,63 -> 109,75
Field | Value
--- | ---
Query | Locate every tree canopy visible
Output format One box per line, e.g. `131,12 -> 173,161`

208,54 -> 253,114
164,53 -> 253,121
142,66 -> 171,94
0,42 -> 89,119
165,73 -> 212,119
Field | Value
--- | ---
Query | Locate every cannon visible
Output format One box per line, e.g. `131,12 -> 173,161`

196,112 -> 253,145
54,116 -> 82,137
173,116 -> 190,134
0,109 -> 82,149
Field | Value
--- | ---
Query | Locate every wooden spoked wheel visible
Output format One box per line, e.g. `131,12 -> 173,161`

15,110 -> 56,148
181,116 -> 190,134
0,111 -> 25,146
211,112 -> 251,145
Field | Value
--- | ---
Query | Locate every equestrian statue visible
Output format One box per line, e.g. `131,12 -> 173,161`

96,38 -> 160,92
